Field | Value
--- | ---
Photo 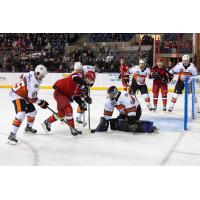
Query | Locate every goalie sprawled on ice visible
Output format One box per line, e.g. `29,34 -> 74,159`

95,86 -> 158,134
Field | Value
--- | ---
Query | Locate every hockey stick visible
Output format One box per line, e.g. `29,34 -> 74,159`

46,106 -> 82,135
88,88 -> 91,130
137,40 -> 152,68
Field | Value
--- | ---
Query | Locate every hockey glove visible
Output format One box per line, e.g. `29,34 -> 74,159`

82,85 -> 89,95
38,100 -> 49,109
85,96 -> 92,104
162,75 -> 169,84
80,101 -> 87,111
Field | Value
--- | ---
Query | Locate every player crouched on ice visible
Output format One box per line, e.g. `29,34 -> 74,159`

129,59 -> 153,111
168,55 -> 198,112
8,65 -> 49,144
94,86 -> 158,134
73,62 -> 96,125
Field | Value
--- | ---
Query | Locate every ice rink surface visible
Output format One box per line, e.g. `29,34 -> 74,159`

0,89 -> 200,166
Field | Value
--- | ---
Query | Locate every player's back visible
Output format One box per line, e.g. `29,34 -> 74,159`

53,73 -> 81,96
11,71 -> 40,102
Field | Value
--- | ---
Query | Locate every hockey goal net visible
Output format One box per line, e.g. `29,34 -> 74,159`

184,75 -> 200,130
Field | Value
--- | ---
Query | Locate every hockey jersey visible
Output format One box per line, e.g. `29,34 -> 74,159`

129,65 -> 150,85
53,73 -> 83,97
104,92 -> 140,120
169,62 -> 197,81
10,71 -> 41,103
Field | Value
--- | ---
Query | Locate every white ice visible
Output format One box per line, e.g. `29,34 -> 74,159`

0,89 -> 200,166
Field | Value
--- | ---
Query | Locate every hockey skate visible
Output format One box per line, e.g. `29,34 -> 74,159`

152,105 -> 157,111
168,106 -> 173,112
25,124 -> 37,133
41,120 -> 51,133
163,106 -> 167,111
76,117 -> 83,124
8,132 -> 18,145
76,117 -> 87,127
147,104 -> 153,111
70,127 -> 82,136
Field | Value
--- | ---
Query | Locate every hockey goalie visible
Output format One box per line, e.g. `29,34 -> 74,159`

94,86 -> 158,133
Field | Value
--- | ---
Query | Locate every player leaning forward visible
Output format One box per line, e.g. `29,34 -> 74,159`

8,65 -> 49,144
95,86 -> 157,133
168,55 -> 197,112
42,63 -> 93,135
73,62 -> 96,124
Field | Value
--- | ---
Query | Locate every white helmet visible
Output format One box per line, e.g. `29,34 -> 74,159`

35,64 -> 47,80
139,59 -> 146,64
182,54 -> 190,61
182,54 -> 190,66
74,62 -> 82,71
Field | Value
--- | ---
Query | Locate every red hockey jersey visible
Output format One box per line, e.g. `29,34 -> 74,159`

150,66 -> 173,84
53,73 -> 83,97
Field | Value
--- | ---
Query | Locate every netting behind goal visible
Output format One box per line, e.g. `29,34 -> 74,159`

184,75 -> 200,130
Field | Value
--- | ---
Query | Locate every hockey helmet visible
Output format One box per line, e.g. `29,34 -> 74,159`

74,62 -> 82,71
107,86 -> 119,100
35,64 -> 47,81
182,54 -> 190,66
85,71 -> 96,84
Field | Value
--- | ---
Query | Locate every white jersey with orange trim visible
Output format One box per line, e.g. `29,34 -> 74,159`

129,65 -> 150,85
9,71 -> 41,103
169,62 -> 197,81
104,92 -> 140,120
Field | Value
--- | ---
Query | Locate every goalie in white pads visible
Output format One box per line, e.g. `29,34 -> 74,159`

129,59 -> 153,111
168,55 -> 198,112
8,65 -> 49,144
95,86 -> 157,133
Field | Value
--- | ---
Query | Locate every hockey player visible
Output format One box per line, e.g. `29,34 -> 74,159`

73,62 -> 96,124
149,58 -> 173,111
8,65 -> 49,144
119,58 -> 130,91
129,59 -> 153,111
168,54 -> 198,112
42,67 -> 93,136
95,86 -> 157,133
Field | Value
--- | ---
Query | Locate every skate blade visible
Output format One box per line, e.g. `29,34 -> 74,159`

7,140 -> 17,145
41,122 -> 51,134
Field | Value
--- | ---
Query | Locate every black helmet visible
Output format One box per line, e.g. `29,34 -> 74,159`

107,86 -> 119,100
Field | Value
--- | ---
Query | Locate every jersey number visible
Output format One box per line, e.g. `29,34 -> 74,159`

13,80 -> 25,92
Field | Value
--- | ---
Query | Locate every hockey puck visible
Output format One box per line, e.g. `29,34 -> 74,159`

90,129 -> 96,133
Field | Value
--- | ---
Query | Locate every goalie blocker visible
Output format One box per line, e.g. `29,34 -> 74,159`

94,86 -> 157,134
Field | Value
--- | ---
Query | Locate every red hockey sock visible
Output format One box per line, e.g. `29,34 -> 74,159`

162,97 -> 167,106
48,114 -> 57,123
66,118 -> 75,128
153,97 -> 158,106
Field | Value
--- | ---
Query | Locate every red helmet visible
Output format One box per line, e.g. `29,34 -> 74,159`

85,71 -> 96,82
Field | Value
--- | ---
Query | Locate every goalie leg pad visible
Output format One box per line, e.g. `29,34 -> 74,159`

95,117 -> 109,132
110,118 -> 118,130
118,118 -> 139,132
136,120 -> 156,133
